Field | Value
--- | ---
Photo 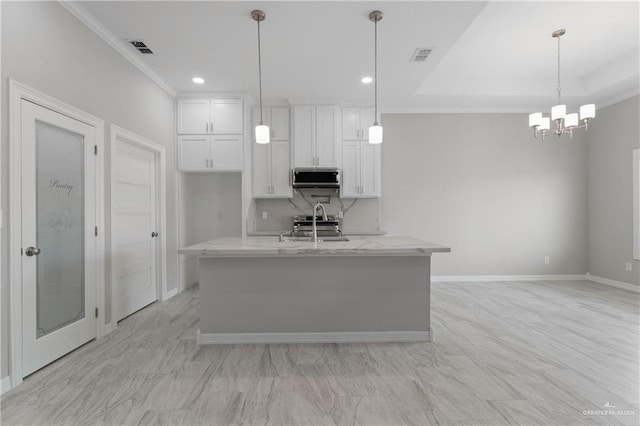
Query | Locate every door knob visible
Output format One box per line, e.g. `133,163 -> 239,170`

25,246 -> 41,256
151,232 -> 159,238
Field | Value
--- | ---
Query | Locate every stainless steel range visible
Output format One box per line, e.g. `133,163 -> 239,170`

292,214 -> 342,238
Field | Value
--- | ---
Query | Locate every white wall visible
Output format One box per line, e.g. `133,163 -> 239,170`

181,173 -> 242,246
179,173 -> 242,288
1,2 -> 176,379
381,113 -> 588,276
588,95 -> 640,286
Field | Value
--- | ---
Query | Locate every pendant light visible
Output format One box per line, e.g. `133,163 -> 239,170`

252,10 -> 270,144
368,10 -> 383,144
528,29 -> 595,140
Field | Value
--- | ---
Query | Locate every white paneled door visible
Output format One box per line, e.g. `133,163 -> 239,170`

20,100 -> 97,376
113,140 -> 158,321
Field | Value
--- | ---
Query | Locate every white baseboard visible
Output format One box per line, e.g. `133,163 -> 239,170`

586,274 -> 640,293
432,274 -> 588,282
432,273 -> 639,293
1,376 -> 12,395
163,288 -> 178,301
105,322 -> 117,335
198,330 -> 431,345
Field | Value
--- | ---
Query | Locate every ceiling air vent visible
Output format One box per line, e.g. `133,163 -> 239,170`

410,47 -> 433,62
128,40 -> 153,54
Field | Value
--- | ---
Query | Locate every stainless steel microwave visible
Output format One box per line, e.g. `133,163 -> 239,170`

291,168 -> 340,189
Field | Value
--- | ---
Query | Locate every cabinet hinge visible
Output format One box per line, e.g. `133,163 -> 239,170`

94,145 -> 98,155
95,307 -> 99,318
95,226 -> 98,237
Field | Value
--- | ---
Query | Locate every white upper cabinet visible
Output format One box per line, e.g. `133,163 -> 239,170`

178,135 -> 210,170
292,105 -> 339,168
342,107 -> 375,142
341,141 -> 360,196
270,141 -> 292,197
340,140 -> 380,198
211,99 -> 243,134
177,98 -> 243,134
316,106 -> 339,167
178,135 -> 243,172
359,142 -> 380,197
292,106 -> 315,167
341,107 -> 379,197
177,99 -> 211,134
251,106 -> 292,197
252,141 -> 292,198
251,107 -> 290,142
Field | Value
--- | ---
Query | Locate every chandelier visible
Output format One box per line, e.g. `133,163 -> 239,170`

528,29 -> 595,140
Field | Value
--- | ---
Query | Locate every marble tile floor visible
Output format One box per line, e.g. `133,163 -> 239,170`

1,280 -> 638,426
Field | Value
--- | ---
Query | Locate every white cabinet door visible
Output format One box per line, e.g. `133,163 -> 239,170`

271,141 -> 292,197
270,107 -> 290,141
178,135 -> 210,170
211,136 -> 243,171
360,108 -> 376,141
293,106 -> 315,167
211,99 -> 243,134
316,106 -> 338,167
342,107 -> 361,141
252,142 -> 271,196
360,143 -> 380,197
341,141 -> 360,197
177,99 -> 210,134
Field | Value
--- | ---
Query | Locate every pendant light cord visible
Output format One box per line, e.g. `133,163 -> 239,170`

374,18 -> 378,125
257,18 -> 264,125
556,35 -> 561,105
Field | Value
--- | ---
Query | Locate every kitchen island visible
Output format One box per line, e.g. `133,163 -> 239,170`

179,236 -> 450,344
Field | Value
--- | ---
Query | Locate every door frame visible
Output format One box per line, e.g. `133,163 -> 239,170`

8,80 -> 105,387
109,124 -> 168,325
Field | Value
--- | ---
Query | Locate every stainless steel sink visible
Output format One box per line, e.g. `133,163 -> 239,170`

279,234 -> 349,242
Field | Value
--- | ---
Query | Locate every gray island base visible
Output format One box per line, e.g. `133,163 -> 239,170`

179,236 -> 450,344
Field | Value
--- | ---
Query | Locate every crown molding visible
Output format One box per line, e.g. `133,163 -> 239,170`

58,1 -> 176,98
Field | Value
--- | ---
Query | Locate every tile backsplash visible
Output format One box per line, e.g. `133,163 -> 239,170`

251,190 -> 381,234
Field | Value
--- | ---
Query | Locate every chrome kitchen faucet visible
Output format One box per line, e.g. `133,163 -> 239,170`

312,202 -> 328,242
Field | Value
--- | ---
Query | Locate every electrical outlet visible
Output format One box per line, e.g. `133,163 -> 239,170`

261,211 -> 268,220
544,256 -> 550,265
338,211 -> 344,219
626,263 -> 633,272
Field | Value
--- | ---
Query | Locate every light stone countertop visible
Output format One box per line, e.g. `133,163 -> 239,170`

179,236 -> 451,257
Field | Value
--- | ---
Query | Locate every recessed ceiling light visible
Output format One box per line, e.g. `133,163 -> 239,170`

192,77 -> 205,84
361,76 -> 373,84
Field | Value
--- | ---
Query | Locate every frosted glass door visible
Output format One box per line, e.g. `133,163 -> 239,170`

36,122 -> 85,337
21,100 -> 96,377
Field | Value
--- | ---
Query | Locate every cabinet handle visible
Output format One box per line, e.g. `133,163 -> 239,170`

206,122 -> 209,133
210,122 -> 214,134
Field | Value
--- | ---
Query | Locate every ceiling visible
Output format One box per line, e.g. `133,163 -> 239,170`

76,1 -> 640,112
